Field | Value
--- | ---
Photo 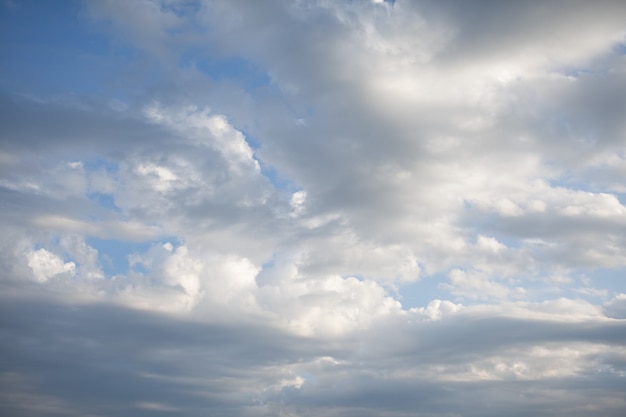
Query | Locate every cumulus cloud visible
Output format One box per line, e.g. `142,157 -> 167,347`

27,248 -> 76,282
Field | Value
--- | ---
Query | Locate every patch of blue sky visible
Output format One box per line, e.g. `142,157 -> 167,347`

87,192 -> 121,213
82,157 -> 118,172
234,128 -> 302,193
86,237 -> 167,277
240,129 -> 262,151
510,272 -> 578,301
459,206 -> 527,249
397,262 -> 625,307
239,119 -> 308,195
582,267 -> 626,296
258,161 -> 301,194
610,190 -> 626,206
131,262 -> 150,276
397,272 -> 455,309
545,175 -> 586,191
300,371 -> 316,384
475,230 -> 525,250
487,267 -> 626,304
255,257 -> 275,287
346,273 -> 366,282
545,169 -> 622,197
0,0 -> 137,96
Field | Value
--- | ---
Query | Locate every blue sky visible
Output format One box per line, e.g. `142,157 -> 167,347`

1,1 -> 626,416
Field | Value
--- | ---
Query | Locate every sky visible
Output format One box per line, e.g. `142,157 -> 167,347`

1,0 -> 626,416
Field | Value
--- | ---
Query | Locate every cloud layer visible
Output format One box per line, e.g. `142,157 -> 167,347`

1,0 -> 626,416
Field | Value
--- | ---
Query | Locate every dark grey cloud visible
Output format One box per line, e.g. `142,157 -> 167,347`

0,293 -> 321,417
0,94 -> 171,156
2,291 -> 625,416
407,0 -> 626,65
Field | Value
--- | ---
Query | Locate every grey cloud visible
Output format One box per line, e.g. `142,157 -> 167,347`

0,95 -> 172,157
461,207 -> 626,267
604,294 -> 626,319
0,294 -> 327,417
3,291 -> 625,416
276,378 -> 626,417
0,93 -> 290,259
408,0 -> 626,65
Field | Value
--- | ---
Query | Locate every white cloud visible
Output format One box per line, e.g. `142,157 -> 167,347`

257,264 -> 402,335
27,248 -> 76,282
446,268 -> 524,301
411,298 -> 463,321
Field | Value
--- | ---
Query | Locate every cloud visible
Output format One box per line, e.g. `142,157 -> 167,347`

27,248 -> 76,282
605,293 -> 626,319
1,0 -> 626,416
1,295 -> 625,417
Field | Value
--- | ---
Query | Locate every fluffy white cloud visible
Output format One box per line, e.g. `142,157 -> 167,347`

27,248 -> 76,282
